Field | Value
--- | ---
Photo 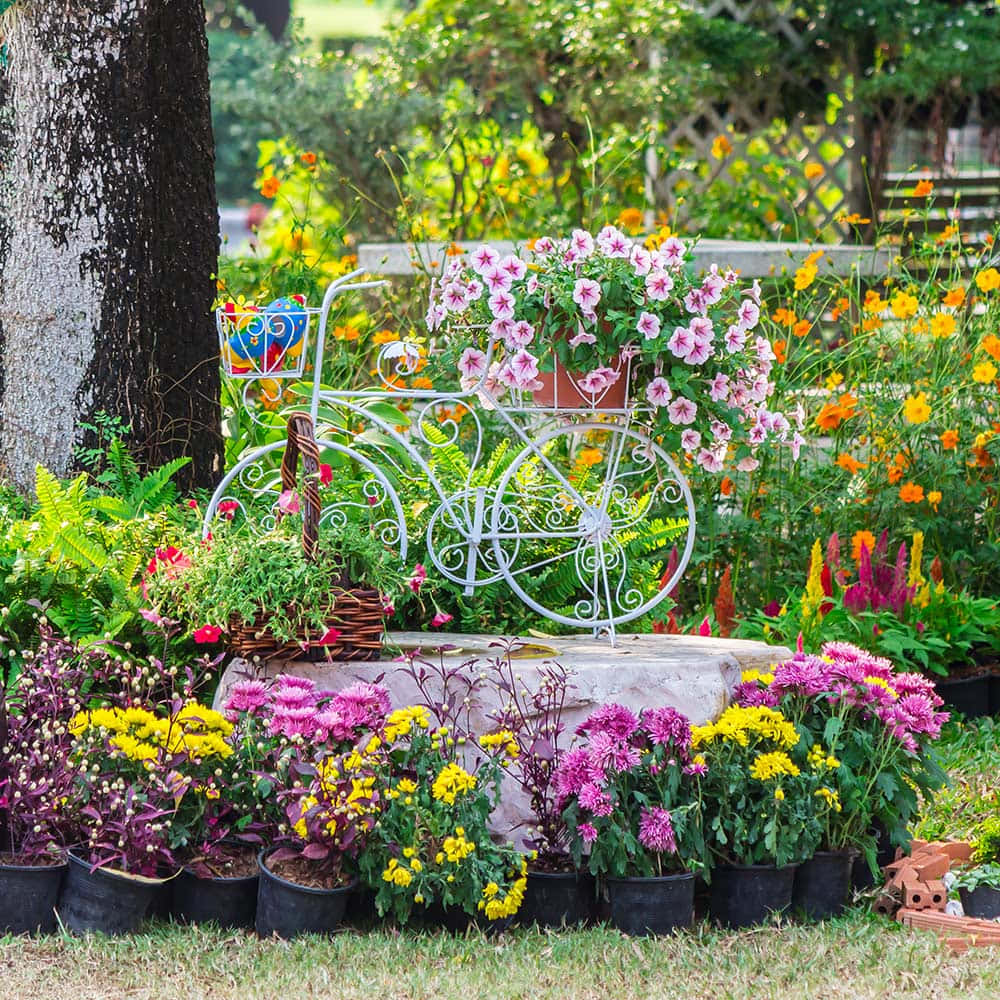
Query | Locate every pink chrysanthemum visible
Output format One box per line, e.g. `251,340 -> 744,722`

641,706 -> 692,754
224,679 -> 270,718
578,822 -> 599,846
638,807 -> 677,854
576,703 -> 639,741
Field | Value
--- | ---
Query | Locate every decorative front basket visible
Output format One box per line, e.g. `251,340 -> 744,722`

227,414 -> 385,663
217,297 -> 316,379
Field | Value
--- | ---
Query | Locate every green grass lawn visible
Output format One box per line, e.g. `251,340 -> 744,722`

295,0 -> 390,40
2,913 -> 996,1000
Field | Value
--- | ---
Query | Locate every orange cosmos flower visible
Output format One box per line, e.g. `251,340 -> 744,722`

851,530 -> 876,562
830,296 -> 850,321
976,268 -> 1000,293
835,452 -> 866,474
942,287 -> 965,307
793,319 -> 812,338
899,482 -> 925,503
300,151 -> 317,166
259,176 -> 280,199
940,429 -> 959,450
773,339 -> 787,364
974,361 -> 999,384
927,490 -> 942,511
982,334 -> 1000,361
719,476 -> 735,497
929,312 -> 956,339
912,179 -> 934,197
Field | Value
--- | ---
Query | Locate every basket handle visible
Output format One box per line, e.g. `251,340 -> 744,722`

279,413 -> 321,561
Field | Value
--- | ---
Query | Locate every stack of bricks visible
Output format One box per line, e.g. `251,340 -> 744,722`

875,840 -> 1000,954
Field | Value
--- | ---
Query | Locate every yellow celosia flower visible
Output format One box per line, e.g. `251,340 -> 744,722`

908,531 -> 925,589
800,538 -> 826,626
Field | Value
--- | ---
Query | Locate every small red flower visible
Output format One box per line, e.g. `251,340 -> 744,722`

278,490 -> 300,514
193,625 -> 223,644
218,500 -> 239,520
186,499 -> 198,509
319,464 -> 333,486
315,627 -> 342,646
431,611 -> 453,628
408,563 -> 427,594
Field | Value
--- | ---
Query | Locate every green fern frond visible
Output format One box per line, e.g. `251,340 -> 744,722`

420,421 -> 471,484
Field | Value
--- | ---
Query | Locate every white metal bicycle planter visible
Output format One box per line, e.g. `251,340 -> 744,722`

207,269 -> 696,639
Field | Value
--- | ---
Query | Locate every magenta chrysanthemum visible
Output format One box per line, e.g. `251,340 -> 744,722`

578,822 -> 598,845
587,731 -> 641,774
553,747 -> 591,805
638,806 -> 677,854
577,782 -> 614,817
223,679 -> 269,718
641,707 -> 692,754
576,703 -> 639,741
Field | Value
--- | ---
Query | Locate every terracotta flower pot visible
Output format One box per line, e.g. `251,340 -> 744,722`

532,356 -> 628,409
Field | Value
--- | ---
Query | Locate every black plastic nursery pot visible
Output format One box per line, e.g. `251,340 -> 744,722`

604,872 -> 695,936
792,851 -> 856,920
989,672 -> 1000,716
57,852 -> 164,936
170,865 -> 259,930
934,674 -> 991,719
960,885 -> 1000,920
255,851 -> 354,939
0,858 -> 67,935
708,863 -> 798,929
412,902 -> 512,935
518,870 -> 595,928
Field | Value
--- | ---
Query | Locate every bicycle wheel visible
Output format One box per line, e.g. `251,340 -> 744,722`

489,422 -> 695,630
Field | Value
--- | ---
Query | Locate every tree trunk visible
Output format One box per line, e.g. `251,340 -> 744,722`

0,0 -> 222,494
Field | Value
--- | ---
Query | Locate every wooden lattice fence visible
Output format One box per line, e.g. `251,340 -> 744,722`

653,0 -> 858,241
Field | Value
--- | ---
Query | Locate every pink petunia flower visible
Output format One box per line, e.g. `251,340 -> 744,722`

458,347 -> 488,380
646,377 -> 672,407
498,255 -> 528,281
667,396 -> 697,425
470,244 -> 500,274
507,320 -> 535,348
645,270 -> 674,301
724,324 -> 747,353
630,245 -> 653,275
441,283 -> 469,312
408,563 -> 427,593
709,373 -> 730,402
482,266 -> 513,295
680,429 -> 701,451
572,278 -> 602,311
508,348 -> 540,388
667,325 -> 694,359
739,299 -> 761,329
570,229 -> 595,257
636,311 -> 661,340
488,288 -> 515,320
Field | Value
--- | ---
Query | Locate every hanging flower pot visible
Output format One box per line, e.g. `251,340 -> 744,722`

531,336 -> 629,410
792,850 -> 857,920
517,869 -> 595,928
0,856 -> 67,935
255,850 -> 355,939
708,863 -> 798,929
604,872 -> 695,936
57,852 -> 165,936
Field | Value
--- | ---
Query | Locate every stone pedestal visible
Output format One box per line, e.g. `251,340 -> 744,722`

215,631 -> 791,844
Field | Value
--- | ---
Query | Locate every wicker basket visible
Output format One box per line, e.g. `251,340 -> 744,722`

227,414 -> 385,663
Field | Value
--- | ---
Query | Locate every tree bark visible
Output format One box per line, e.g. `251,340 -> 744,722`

0,0 -> 222,494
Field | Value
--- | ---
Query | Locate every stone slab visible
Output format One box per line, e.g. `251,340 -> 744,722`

214,631 -> 792,846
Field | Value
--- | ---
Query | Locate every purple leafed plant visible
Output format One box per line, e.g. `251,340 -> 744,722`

0,633 -> 88,863
485,641 -> 575,869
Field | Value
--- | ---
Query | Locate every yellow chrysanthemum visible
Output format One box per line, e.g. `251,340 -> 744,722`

432,763 -> 477,805
749,751 -> 801,781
